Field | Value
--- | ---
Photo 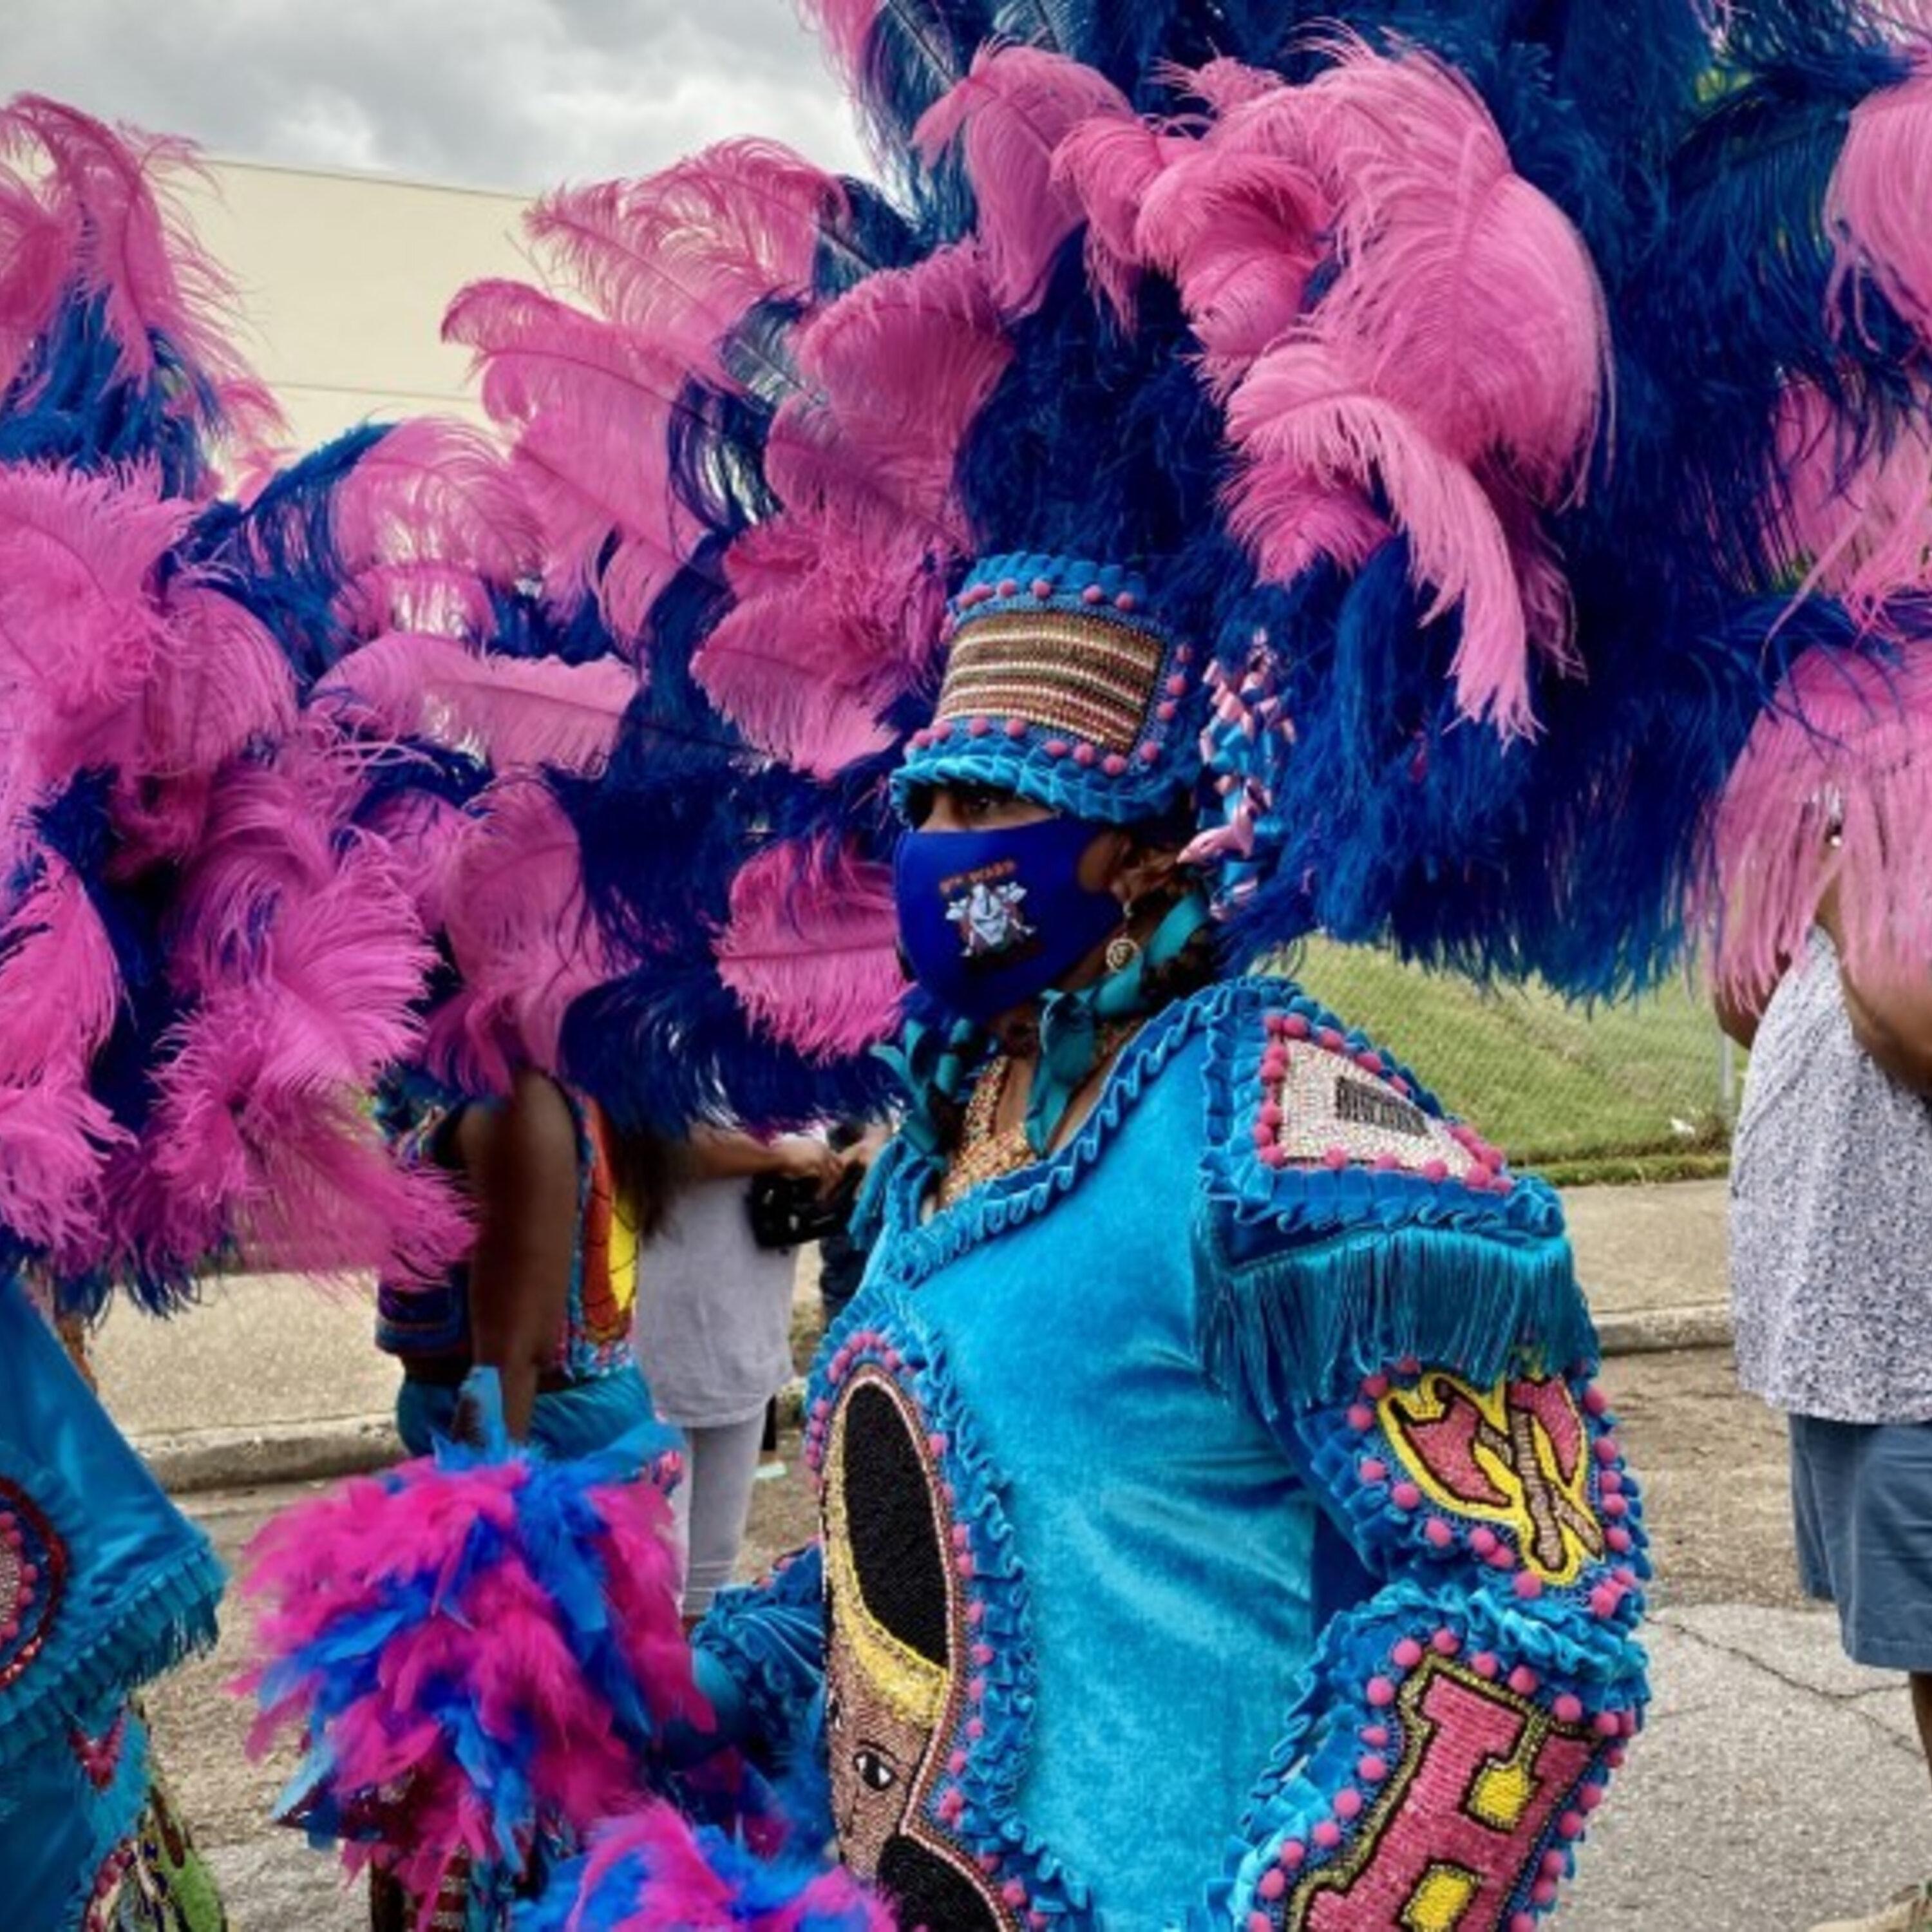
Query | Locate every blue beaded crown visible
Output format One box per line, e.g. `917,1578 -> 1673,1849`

893,554 -> 1209,826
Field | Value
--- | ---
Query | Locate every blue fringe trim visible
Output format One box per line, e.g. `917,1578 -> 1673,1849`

1,1530 -> 225,1770
695,1546 -> 828,1763
1198,1219 -> 1594,1421
1193,980 -> 1593,1412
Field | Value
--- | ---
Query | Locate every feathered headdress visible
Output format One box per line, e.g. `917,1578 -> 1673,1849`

423,0 -> 1932,1119
0,99 -> 474,1314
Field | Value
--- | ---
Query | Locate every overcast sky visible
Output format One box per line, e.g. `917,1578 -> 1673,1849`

1,0 -> 869,193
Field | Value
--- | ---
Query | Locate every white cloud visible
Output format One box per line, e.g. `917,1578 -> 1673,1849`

0,0 -> 869,191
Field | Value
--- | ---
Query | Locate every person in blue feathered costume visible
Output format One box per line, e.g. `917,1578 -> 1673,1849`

415,0 -> 1932,1926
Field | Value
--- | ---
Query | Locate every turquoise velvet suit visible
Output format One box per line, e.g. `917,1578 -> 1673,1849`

696,978 -> 1649,1931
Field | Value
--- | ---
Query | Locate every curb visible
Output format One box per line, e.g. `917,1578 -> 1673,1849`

1593,1302 -> 1733,1358
140,1416 -> 402,1497
144,1308 -> 1735,1499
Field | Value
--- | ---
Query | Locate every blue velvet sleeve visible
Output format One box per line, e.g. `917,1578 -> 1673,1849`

1194,988 -> 1649,1931
690,1544 -> 827,1761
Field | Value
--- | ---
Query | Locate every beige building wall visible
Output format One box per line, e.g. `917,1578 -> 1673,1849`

182,158 -> 533,451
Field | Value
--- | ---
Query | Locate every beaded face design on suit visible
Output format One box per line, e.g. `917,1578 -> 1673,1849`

822,1372 -> 1005,1931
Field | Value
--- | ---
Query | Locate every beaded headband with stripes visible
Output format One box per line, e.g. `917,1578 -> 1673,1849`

894,553 -> 1206,828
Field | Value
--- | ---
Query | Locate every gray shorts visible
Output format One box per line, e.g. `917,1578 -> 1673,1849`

1790,1413 -> 1932,1672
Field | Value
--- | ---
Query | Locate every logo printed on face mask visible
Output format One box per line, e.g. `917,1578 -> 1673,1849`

943,861 -> 1036,961
895,817 -> 1121,1025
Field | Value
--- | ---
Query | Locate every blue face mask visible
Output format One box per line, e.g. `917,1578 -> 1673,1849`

893,815 -> 1123,1025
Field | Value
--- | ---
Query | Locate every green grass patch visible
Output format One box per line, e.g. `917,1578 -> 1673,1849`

1283,941 -> 1736,1168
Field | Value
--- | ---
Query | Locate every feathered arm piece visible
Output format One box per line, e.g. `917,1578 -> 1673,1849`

518,1797 -> 896,1932
242,1368 -> 699,1910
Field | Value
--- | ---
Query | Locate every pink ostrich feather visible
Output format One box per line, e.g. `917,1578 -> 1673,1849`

0,96 -> 283,469
321,631 -> 638,775
0,1072 -> 128,1260
1772,379 -> 1932,612
141,579 -> 298,781
0,857 -> 121,1084
913,46 -> 1135,316
1234,41 -> 1608,494
531,142 -> 844,390
694,515 -> 945,776
427,778 -> 609,1093
1132,131 -> 1331,377
0,157 -> 77,401
1826,53 -> 1932,344
444,279 -> 696,643
140,757 -> 457,1282
1175,56 -> 1285,113
357,777 -> 473,933
716,837 -> 904,1060
0,856 -> 129,1261
0,464 -> 193,808
1707,643 -> 1932,998
1050,113 -> 1189,317
327,418 -> 540,636
770,242 -> 1011,540
1226,337 -> 1534,733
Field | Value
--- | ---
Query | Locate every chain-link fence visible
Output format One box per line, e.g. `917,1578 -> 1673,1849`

1287,942 -> 1738,1182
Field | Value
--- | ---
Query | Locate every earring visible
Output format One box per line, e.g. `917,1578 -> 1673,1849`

1104,930 -> 1142,973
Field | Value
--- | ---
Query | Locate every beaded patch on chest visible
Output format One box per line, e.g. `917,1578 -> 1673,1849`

806,1320 -> 1094,1929
1255,1012 -> 1510,1191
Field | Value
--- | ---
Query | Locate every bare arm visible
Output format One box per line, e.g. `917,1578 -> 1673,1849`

453,1068 -> 580,1441
1818,887 -> 1932,1095
1837,961 -> 1932,1095
1714,979 -> 1768,1052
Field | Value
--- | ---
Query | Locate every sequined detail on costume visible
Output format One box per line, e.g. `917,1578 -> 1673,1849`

71,1707 -> 131,1790
1285,1658 -> 1600,1932
809,1322 -> 1093,1930
1256,1023 -> 1481,1181
1381,1374 -> 1606,1587
936,1023 -> 1141,1210
0,1475 -> 66,1693
574,1102 -> 639,1360
823,1371 -> 1004,1929
938,609 -> 1168,752
83,1775 -> 227,1931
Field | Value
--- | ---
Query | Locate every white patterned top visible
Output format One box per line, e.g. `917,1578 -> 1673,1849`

1730,929 -> 1932,1423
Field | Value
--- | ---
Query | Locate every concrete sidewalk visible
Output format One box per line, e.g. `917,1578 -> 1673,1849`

95,1180 -> 1734,1492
